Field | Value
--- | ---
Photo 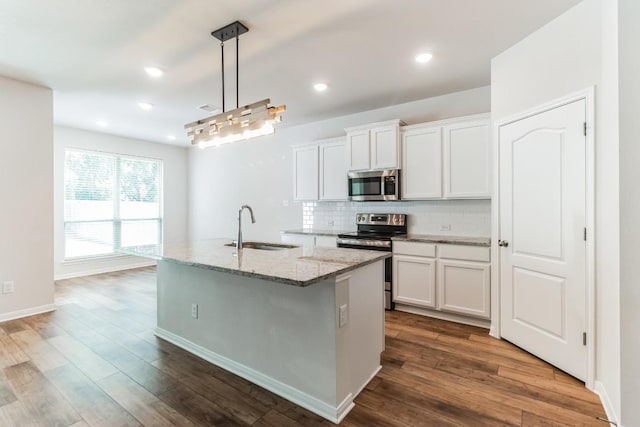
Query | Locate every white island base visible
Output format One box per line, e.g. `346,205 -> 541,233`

155,259 -> 384,424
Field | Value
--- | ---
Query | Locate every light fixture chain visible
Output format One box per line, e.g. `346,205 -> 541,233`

236,34 -> 239,109
221,41 -> 225,113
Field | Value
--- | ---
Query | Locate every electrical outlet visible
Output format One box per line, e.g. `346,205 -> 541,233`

327,220 -> 335,226
2,281 -> 14,294
282,199 -> 289,207
440,224 -> 452,231
191,303 -> 198,319
339,304 -> 348,327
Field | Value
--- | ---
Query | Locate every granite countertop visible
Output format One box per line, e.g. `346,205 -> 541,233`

281,229 -> 350,237
392,234 -> 491,247
120,238 -> 389,287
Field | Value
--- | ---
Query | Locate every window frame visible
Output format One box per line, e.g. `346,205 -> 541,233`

63,148 -> 164,262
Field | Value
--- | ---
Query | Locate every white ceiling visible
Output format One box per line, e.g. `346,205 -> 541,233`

0,0 -> 580,146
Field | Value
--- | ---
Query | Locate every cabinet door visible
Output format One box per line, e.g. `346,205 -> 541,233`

401,126 -> 442,199
370,124 -> 400,170
392,254 -> 436,308
293,146 -> 319,201
438,259 -> 490,318
315,236 -> 337,248
347,129 -> 370,171
319,139 -> 348,200
443,120 -> 490,198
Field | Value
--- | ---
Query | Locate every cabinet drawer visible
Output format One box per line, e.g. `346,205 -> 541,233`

393,241 -> 436,257
438,244 -> 490,262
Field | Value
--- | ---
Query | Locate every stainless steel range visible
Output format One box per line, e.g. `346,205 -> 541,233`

337,213 -> 407,310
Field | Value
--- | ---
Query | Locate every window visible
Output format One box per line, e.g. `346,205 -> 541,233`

64,149 -> 163,260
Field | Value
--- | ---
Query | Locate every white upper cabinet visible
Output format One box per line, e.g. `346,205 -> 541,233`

293,145 -> 318,201
401,124 -> 442,199
346,120 -> 402,171
293,137 -> 348,202
443,119 -> 491,198
319,138 -> 348,201
400,114 -> 490,200
370,124 -> 400,169
346,129 -> 370,171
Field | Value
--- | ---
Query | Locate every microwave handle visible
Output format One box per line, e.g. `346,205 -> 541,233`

381,175 -> 399,196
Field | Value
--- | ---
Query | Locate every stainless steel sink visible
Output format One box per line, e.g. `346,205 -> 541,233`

225,241 -> 298,251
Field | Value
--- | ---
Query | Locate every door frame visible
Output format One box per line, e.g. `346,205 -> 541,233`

490,87 -> 595,389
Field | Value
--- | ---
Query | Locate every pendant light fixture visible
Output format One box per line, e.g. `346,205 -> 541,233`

185,21 -> 286,149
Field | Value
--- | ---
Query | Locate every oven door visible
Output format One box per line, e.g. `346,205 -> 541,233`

348,170 -> 399,201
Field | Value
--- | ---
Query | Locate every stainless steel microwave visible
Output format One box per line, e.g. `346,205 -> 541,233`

348,169 -> 400,201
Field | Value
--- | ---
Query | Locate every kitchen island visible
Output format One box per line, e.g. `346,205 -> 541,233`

122,239 -> 389,424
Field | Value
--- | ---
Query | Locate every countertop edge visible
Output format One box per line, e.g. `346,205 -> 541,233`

281,229 -> 348,237
392,235 -> 491,247
157,252 -> 391,287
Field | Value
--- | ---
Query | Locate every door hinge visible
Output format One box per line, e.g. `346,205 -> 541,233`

584,122 -> 587,136
584,227 -> 587,241
583,332 -> 587,346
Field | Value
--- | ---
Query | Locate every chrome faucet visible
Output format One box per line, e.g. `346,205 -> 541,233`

237,205 -> 256,251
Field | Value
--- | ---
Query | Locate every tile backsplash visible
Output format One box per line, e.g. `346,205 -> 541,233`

302,199 -> 491,236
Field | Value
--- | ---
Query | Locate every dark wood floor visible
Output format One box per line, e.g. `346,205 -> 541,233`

0,267 -> 607,426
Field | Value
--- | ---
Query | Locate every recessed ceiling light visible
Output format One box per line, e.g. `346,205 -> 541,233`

167,135 -> 176,141
415,53 -> 433,64
144,67 -> 164,78
313,83 -> 328,92
138,102 -> 153,110
96,120 -> 108,128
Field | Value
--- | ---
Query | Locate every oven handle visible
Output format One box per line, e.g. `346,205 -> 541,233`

336,238 -> 392,249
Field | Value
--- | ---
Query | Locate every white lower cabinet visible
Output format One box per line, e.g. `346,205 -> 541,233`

438,259 -> 490,318
315,235 -> 337,248
393,241 -> 491,322
393,255 -> 436,308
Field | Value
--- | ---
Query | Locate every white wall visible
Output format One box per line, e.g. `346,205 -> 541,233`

0,76 -> 54,321
54,126 -> 188,279
189,86 -> 490,242
491,0 -> 621,421
618,1 -> 640,425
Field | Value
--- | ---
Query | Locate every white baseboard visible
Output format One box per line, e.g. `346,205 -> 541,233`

55,260 -> 155,280
0,304 -> 56,323
155,327 -> 354,424
594,380 -> 620,426
394,304 -> 491,329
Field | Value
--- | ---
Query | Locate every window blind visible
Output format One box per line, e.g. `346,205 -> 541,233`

64,149 -> 163,260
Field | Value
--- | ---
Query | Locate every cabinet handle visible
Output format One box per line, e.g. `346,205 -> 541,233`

498,240 -> 509,247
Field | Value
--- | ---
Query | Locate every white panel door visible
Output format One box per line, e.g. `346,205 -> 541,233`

293,145 -> 318,201
347,129 -> 370,171
319,139 -> 348,201
401,125 -> 442,199
499,99 -> 586,380
370,125 -> 399,169
444,120 -> 490,198
392,255 -> 436,308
